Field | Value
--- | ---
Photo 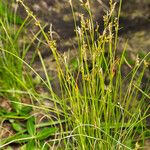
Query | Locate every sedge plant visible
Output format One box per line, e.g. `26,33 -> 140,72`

0,0 -> 149,149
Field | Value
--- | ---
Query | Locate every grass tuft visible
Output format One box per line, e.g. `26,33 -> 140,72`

0,0 -> 149,149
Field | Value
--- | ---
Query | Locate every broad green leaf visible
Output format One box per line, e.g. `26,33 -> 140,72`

12,122 -> 24,132
14,134 -> 31,143
36,128 -> 57,140
0,130 -> 26,145
27,117 -> 35,136
26,140 -> 35,150
2,134 -> 31,144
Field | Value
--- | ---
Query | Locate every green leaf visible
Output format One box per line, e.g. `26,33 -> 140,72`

12,122 -> 24,132
14,134 -> 31,143
26,140 -> 35,150
27,117 -> 36,136
36,127 -> 57,140
20,106 -> 32,116
0,130 -> 26,145
2,134 -> 31,144
3,112 -> 28,119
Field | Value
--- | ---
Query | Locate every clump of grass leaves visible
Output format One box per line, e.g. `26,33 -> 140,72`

0,0 -> 150,149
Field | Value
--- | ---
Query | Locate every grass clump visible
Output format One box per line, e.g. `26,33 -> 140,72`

0,0 -> 150,149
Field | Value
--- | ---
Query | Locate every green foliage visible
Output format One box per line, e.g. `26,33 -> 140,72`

12,122 -> 24,132
36,128 -> 58,140
0,0 -> 23,25
26,140 -> 35,150
0,0 -> 149,149
27,117 -> 36,136
0,116 -> 58,149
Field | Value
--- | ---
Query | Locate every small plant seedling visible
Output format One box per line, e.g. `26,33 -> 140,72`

0,116 -> 58,150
